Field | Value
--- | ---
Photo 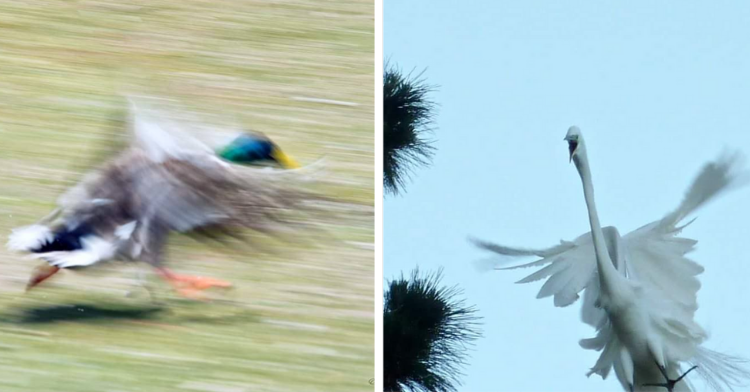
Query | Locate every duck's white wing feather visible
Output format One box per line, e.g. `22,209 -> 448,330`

128,100 -> 215,162
126,96 -> 254,154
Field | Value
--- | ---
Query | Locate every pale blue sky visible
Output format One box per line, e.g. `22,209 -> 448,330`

385,2 -> 750,391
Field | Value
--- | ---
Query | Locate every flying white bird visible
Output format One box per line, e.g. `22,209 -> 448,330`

470,126 -> 749,392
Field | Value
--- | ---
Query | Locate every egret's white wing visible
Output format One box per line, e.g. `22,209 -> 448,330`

657,151 -> 746,232
624,153 -> 742,308
621,151 -> 746,314
622,229 -> 703,313
470,226 -> 624,318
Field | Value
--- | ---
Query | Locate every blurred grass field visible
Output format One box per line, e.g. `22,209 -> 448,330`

0,1 -> 374,391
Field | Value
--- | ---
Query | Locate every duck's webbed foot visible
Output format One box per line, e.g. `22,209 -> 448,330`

643,362 -> 698,392
155,267 -> 232,300
26,263 -> 61,291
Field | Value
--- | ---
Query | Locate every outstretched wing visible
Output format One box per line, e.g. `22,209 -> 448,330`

127,98 -> 216,163
620,151 -> 746,318
122,104 -> 331,238
133,154 -> 326,234
126,96 -> 253,154
54,98 -> 214,212
470,225 -> 624,329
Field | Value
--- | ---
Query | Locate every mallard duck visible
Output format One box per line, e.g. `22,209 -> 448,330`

7,100 -> 324,298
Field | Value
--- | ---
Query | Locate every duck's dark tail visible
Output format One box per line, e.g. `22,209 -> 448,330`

12,221 -> 136,269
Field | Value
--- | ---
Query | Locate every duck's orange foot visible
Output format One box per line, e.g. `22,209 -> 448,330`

172,275 -> 233,290
155,267 -> 232,299
26,264 -> 60,291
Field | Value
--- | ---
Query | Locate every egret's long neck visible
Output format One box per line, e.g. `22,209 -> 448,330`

575,153 -> 625,298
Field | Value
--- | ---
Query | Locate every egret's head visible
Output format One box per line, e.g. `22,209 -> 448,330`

217,132 -> 300,169
563,126 -> 584,163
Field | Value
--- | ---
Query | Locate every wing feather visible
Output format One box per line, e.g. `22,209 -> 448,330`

621,151 -> 747,317
656,151 -> 747,232
469,229 -> 611,311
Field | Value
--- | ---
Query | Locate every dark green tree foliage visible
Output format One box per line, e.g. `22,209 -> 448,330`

383,64 -> 436,195
384,268 -> 481,392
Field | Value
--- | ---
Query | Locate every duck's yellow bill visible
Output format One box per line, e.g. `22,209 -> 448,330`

271,147 -> 301,169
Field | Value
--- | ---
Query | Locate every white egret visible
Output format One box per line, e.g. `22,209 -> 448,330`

470,126 -> 749,392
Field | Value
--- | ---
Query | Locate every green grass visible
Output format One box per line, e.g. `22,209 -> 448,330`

0,0 -> 374,391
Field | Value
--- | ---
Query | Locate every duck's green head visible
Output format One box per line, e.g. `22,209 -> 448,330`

217,132 -> 300,168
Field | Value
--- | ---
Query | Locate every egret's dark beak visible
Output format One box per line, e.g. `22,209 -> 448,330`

270,146 -> 301,169
26,263 -> 60,292
566,138 -> 578,163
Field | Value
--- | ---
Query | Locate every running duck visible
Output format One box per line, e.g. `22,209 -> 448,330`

7,100 -> 325,298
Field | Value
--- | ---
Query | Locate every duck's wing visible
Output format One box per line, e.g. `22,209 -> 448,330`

51,100 -> 179,213
126,96 -> 251,153
127,99 -> 216,163
123,97 -> 331,234
127,149 -> 330,241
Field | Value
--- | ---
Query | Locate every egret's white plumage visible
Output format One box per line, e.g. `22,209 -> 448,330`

471,127 -> 749,392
